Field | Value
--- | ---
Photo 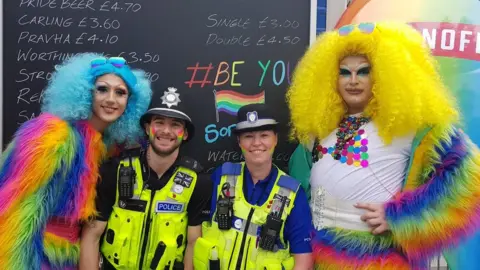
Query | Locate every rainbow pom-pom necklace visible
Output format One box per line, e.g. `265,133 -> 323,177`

313,115 -> 371,168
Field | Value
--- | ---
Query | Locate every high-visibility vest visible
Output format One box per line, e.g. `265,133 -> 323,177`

101,156 -> 198,269
194,162 -> 299,270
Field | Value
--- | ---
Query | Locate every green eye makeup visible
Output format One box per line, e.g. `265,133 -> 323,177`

339,66 -> 371,76
357,66 -> 371,75
340,68 -> 351,76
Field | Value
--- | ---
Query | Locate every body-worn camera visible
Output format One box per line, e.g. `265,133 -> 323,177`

118,164 -> 135,199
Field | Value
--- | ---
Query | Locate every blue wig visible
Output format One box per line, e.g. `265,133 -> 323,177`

40,52 -> 152,147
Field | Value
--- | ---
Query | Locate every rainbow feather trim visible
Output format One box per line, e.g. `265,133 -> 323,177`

43,232 -> 79,268
386,126 -> 480,263
0,113 -> 106,269
312,227 -> 417,270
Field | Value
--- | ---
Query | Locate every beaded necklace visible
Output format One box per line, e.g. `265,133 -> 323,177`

313,115 -> 371,166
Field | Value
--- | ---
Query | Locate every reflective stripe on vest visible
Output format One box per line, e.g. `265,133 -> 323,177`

101,156 -> 198,270
193,162 -> 298,270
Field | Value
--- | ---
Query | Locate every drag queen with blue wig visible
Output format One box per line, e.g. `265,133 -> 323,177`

287,22 -> 480,269
0,53 -> 152,269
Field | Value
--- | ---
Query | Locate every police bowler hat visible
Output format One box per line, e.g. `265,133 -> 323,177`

234,103 -> 278,134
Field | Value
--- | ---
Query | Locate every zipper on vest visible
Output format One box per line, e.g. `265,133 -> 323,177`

235,208 -> 255,270
139,190 -> 156,270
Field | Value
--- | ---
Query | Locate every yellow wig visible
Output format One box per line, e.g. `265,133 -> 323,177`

287,22 -> 460,145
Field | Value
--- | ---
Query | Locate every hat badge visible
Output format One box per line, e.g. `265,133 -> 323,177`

161,87 -> 181,108
247,111 -> 258,123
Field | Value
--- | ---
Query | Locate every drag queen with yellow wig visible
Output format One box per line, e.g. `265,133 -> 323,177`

287,22 -> 480,269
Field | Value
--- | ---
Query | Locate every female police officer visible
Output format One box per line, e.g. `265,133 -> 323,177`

193,103 -> 313,270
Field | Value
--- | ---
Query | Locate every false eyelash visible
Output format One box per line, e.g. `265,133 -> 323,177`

95,85 -> 108,91
339,68 -> 351,75
357,67 -> 371,75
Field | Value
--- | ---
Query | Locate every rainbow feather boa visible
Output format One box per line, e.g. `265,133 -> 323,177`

385,126 -> 480,264
311,125 -> 480,269
0,113 -> 106,269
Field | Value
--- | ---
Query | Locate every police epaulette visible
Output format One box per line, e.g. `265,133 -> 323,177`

178,156 -> 203,173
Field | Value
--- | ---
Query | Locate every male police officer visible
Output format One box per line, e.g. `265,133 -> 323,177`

80,87 -> 212,270
193,104 -> 313,270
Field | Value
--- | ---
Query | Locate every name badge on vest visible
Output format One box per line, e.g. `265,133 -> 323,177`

155,201 -> 185,213
173,171 -> 193,188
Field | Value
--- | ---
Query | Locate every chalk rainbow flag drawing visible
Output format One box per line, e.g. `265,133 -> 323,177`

213,90 -> 265,122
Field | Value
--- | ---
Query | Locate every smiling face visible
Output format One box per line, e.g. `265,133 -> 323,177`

337,55 -> 373,114
91,74 -> 129,126
145,115 -> 188,157
238,130 -> 278,166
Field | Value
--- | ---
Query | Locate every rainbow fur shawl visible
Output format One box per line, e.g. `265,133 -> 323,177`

0,113 -> 106,269
289,124 -> 480,269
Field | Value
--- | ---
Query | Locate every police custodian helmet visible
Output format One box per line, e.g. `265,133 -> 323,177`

140,87 -> 195,141
234,103 -> 278,134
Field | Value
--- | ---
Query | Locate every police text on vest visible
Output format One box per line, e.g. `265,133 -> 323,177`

155,201 -> 185,213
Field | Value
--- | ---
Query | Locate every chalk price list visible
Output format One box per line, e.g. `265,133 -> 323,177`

16,1 -> 144,45
13,0 -> 153,124
19,0 -> 142,12
205,14 -> 302,46
256,35 -> 300,45
257,17 -> 301,45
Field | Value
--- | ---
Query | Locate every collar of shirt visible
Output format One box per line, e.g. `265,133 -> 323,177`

140,150 -> 181,191
243,165 -> 278,206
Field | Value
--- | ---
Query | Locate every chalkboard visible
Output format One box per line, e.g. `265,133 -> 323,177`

2,0 -> 315,173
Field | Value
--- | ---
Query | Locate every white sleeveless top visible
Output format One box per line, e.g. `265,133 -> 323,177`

309,121 -> 414,231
